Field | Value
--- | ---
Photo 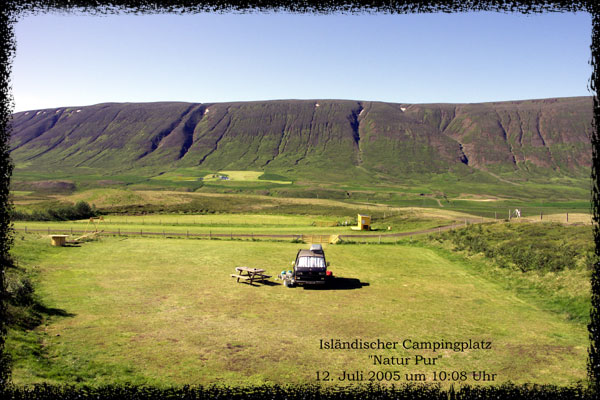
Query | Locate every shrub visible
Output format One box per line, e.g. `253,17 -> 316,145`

439,223 -> 592,273
11,201 -> 97,221
6,272 -> 35,306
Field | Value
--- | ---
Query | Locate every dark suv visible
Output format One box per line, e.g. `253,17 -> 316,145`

285,244 -> 332,287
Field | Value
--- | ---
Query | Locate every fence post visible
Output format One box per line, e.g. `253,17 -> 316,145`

187,230 -> 189,239
163,230 -> 165,238
379,235 -> 381,244
25,226 -> 27,233
567,212 -> 569,223
71,227 -> 73,235
140,229 -> 143,237
494,211 -> 497,220
118,228 -> 120,236
48,227 -> 50,235
540,211 -> 543,220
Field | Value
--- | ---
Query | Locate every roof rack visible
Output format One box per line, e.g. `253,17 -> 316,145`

309,244 -> 323,253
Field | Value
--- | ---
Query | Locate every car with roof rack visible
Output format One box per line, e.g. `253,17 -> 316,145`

280,244 -> 333,287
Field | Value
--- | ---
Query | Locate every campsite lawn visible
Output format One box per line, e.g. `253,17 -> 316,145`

7,234 -> 588,387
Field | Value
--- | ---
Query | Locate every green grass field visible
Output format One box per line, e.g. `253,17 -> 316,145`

10,169 -> 591,219
12,212 -> 459,240
6,180 -> 593,388
148,170 -> 293,185
6,231 -> 590,387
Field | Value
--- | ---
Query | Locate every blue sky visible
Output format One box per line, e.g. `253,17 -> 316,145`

11,10 -> 592,112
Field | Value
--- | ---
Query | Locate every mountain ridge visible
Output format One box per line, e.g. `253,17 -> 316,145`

9,96 -> 593,184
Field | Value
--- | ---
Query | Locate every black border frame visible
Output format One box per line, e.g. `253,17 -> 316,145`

0,1 -> 597,399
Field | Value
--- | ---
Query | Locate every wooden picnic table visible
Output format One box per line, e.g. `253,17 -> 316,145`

230,266 -> 271,284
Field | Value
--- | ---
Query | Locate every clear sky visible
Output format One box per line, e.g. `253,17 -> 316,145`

10,10 -> 593,112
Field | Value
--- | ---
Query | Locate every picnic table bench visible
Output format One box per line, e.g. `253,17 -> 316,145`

230,266 -> 271,284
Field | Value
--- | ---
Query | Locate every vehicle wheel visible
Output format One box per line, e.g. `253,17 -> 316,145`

284,279 -> 292,288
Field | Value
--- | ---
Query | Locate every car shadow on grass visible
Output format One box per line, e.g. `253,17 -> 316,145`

248,278 -> 369,290
303,277 -> 369,290
241,280 -> 281,287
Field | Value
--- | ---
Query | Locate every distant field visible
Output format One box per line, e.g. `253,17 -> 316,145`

150,173 -> 202,182
218,171 -> 292,184
7,234 -> 589,387
12,211 -> 458,240
521,213 -> 592,224
10,190 -> 33,196
11,187 -> 591,221
146,170 -> 293,185
10,156 -> 592,220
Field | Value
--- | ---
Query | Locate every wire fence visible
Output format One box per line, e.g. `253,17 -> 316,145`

13,220 -> 477,242
13,210 -> 588,243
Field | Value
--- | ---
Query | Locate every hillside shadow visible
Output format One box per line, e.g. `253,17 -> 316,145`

304,277 -> 369,291
11,302 -> 76,330
34,303 -> 77,318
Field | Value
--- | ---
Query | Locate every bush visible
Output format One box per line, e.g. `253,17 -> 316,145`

11,201 -> 97,221
440,223 -> 592,273
6,274 -> 35,306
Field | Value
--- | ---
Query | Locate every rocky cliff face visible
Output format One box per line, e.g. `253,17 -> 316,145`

10,97 -> 593,180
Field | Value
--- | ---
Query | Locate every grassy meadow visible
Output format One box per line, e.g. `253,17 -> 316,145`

11,212 -> 463,242
6,223 -> 591,387
5,178 -> 594,388
10,164 -> 592,219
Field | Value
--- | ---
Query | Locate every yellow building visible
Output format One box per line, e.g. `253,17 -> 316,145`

351,214 -> 371,231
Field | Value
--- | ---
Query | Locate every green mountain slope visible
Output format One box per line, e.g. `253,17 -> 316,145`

10,97 -> 593,186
